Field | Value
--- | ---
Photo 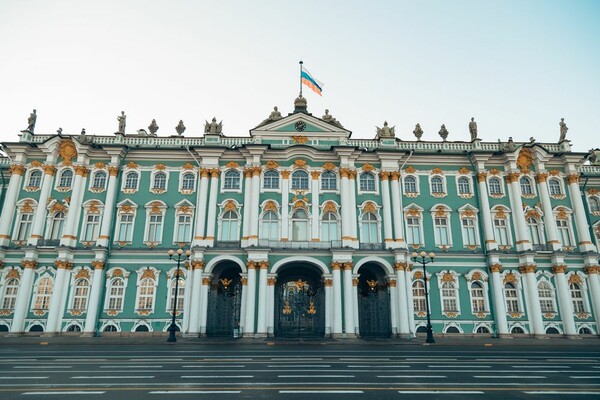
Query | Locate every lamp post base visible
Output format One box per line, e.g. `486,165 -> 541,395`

167,324 -> 178,342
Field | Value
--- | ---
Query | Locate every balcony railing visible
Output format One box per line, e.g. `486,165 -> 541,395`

359,242 -> 385,250
214,241 -> 242,249
532,244 -> 553,252
257,240 -> 342,249
38,239 -> 61,247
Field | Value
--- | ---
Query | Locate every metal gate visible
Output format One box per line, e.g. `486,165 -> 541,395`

275,278 -> 325,337
206,275 -> 242,337
358,279 -> 392,338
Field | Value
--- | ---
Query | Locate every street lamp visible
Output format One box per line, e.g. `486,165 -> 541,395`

167,248 -> 191,342
411,251 -> 436,344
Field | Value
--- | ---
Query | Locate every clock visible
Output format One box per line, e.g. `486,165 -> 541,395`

295,121 -> 306,132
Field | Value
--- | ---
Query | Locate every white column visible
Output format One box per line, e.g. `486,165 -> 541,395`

60,166 -> 87,247
325,278 -> 332,336
585,267 -> 600,331
204,169 -> 219,246
239,275 -> 247,334
241,169 -> 252,245
244,262 -> 257,336
553,265 -> 576,335
28,165 -> 56,246
332,263 -> 343,335
340,170 -> 352,245
343,263 -> 355,335
193,169 -> 210,246
199,275 -> 211,335
187,261 -> 203,335
353,279 -> 359,333
83,261 -> 105,334
489,265 -> 509,335
348,172 -> 358,242
256,262 -> 268,336
0,164 -> 25,246
45,261 -> 70,333
281,171 -> 290,241
477,172 -> 498,251
522,265 -> 544,336
379,172 -> 394,247
389,278 -> 398,335
390,173 -> 405,246
405,268 -> 415,336
10,261 -> 36,333
248,168 -> 261,245
395,263 -> 409,336
182,266 -> 193,333
536,173 -> 560,249
567,174 -> 597,252
506,172 -> 531,251
311,171 -> 320,241
97,167 -> 119,247
266,276 -> 275,336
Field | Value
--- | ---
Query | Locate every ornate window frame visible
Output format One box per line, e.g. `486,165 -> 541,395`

165,267 -> 187,315
134,267 -> 159,316
436,270 -> 461,317
411,269 -> 431,317
179,169 -> 197,195
172,200 -> 195,245
114,200 -> 138,245
320,170 -> 338,192
456,175 -> 473,199
358,171 -> 378,194
80,200 -> 104,246
402,174 -> 419,197
262,169 -> 280,192
487,174 -> 505,198
536,275 -> 557,316
465,269 -> 490,317
221,168 -> 242,192
259,200 -> 280,241
291,169 -> 310,191
501,270 -> 525,318
121,164 -> 140,194
0,267 -> 22,313
519,174 -> 536,199
30,268 -> 55,317
429,172 -> 447,198
143,201 -> 167,247
55,167 -> 74,192
218,199 -> 241,241
567,272 -> 591,319
150,169 -> 169,194
319,201 -> 341,242
458,205 -> 480,249
491,205 -> 513,249
24,168 -> 43,192
12,198 -> 37,245
67,267 -> 92,316
89,168 -> 107,193
430,204 -> 453,249
548,177 -> 565,199
358,201 -> 381,244
554,206 -> 576,250
103,268 -> 130,316
404,204 -> 425,248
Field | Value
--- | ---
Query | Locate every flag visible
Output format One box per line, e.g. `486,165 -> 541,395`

301,66 -> 324,96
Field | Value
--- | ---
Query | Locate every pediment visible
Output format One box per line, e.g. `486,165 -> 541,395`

250,112 -> 351,141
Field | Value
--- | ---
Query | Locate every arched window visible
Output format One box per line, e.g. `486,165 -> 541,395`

263,170 -> 279,189
168,278 -> 185,312
146,214 -> 163,243
360,212 -> 378,243
476,326 -> 490,334
412,280 -> 426,312
590,197 -> 600,213
135,324 -> 150,332
360,172 -> 376,192
28,170 -> 42,188
548,178 -> 562,195
445,326 -> 460,333
291,209 -> 309,241
181,173 -> 195,191
34,277 -> 53,310
260,211 -> 279,241
527,217 -> 542,245
430,176 -> 444,194
48,212 -> 65,241
538,281 -> 555,313
404,176 -> 417,193
441,281 -> 458,312
488,177 -> 502,195
116,213 -> 135,242
321,212 -> 339,241
291,170 -> 309,190
103,324 -> 118,332
504,282 -> 520,313
66,324 -> 81,332
224,170 -> 240,189
220,211 -> 239,241
457,177 -> 471,194
520,176 -> 533,195
1,278 -> 19,309
124,171 -> 138,189
153,172 -> 167,190
137,277 -> 155,311
579,327 -> 593,334
58,169 -> 73,188
92,171 -> 107,189
321,171 -> 337,190
470,281 -> 486,313
71,278 -> 90,310
511,326 -> 525,334
106,278 -> 125,311
546,327 -> 559,334
570,283 -> 586,313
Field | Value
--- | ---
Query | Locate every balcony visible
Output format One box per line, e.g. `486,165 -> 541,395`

532,244 -> 553,252
257,240 -> 342,250
214,241 -> 242,249
359,242 -> 385,250
38,239 -> 60,247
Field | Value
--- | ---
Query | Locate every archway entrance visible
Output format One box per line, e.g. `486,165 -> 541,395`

274,263 -> 325,337
358,263 -> 392,338
206,261 -> 242,337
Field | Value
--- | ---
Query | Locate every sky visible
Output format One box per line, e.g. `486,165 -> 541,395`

0,0 -> 599,152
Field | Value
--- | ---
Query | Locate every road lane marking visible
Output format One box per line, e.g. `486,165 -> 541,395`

569,376 -> 600,379
182,365 -> 246,368
130,358 -> 183,361
100,365 -> 162,368
475,358 -> 529,361
512,366 -> 570,368
279,390 -> 363,394
524,391 -> 600,395
278,375 -> 355,378
181,376 -> 254,379
406,358 -> 457,361
0,377 -> 48,380
347,365 -> 409,368
398,391 -> 484,394
340,358 -> 390,361
267,365 -> 330,368
378,375 -> 447,378
2,359 -> 37,362
55,359 -> 107,362
14,366 -> 72,369
71,376 -> 155,379
429,365 -> 490,368
473,376 -> 546,379
22,392 -> 105,395
270,358 -> 323,361
149,391 -> 241,394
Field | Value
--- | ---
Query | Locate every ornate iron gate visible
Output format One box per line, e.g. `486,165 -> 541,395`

358,279 -> 392,338
275,278 -> 325,337
206,276 -> 242,337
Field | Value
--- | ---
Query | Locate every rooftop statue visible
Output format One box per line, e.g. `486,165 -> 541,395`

148,119 -> 159,136
413,123 -> 423,141
589,148 -> 600,165
56,127 -> 63,135
376,121 -> 395,138
117,111 -> 126,134
438,124 -> 449,141
322,109 -> 343,128
26,109 -> 37,132
259,106 -> 282,126
469,117 -> 478,141
175,120 -> 186,135
559,118 -> 568,142
205,117 -> 222,134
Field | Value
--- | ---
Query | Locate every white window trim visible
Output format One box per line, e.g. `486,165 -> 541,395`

67,268 -> 92,312
547,177 -> 566,199
429,205 -> 453,249
217,200 -> 242,241
165,267 -> 187,314
402,174 -> 420,198
289,207 -> 311,242
492,206 -> 513,247
553,207 -> 576,249
501,271 -> 525,316
403,204 -> 425,247
143,201 -> 167,245
0,267 -> 22,311
261,169 -> 281,193
259,209 -> 281,241
172,200 -> 195,245
465,269 -> 490,315
149,170 -> 169,194
55,167 -> 74,192
436,270 -> 461,317
12,198 -> 37,243
319,171 -> 339,193
358,202 -> 382,244
519,174 -> 537,198
134,267 -> 160,316
411,269 -> 432,314
455,175 -> 473,198
79,200 -> 104,244
428,174 -> 447,198
290,169 -> 311,192
24,168 -> 43,192
566,272 -> 592,315
487,175 -> 505,198
30,269 -> 54,313
89,169 -> 108,192
103,268 -> 131,314
178,170 -> 197,194
221,169 -> 243,193
121,169 -> 141,194
536,276 -> 557,314
319,206 -> 341,242
114,200 -> 138,244
357,171 -> 380,195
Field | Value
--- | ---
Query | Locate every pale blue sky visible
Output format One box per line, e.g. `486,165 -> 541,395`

1,0 -> 598,151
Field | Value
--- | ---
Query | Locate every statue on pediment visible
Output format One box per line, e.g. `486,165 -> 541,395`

413,123 -> 423,141
376,121 -> 395,138
322,109 -> 343,128
205,117 -> 222,134
559,118 -> 568,142
260,106 -> 282,126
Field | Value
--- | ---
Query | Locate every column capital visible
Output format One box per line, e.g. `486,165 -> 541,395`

330,261 -> 342,270
506,172 -> 520,183
267,277 -> 277,286
343,262 -> 353,270
91,260 -> 105,270
388,279 -> 397,287
585,266 -> 600,275
192,260 -> 204,270
21,260 -> 37,269
108,166 -> 119,177
200,168 -> 210,178
390,171 -> 401,181
379,171 -> 390,180
352,277 -> 359,286
567,173 -> 580,184
258,261 -> 269,269
10,164 -> 25,176
43,164 -> 56,176
519,263 -> 537,274
348,170 -> 357,179
247,260 -> 257,269
281,170 -> 290,179
339,168 -> 350,178
202,277 -> 211,285
552,264 -> 568,274
209,168 -> 220,178
477,171 -> 487,182
311,170 -> 320,180
74,165 -> 89,176
241,277 -> 248,285
252,166 -> 262,176
394,262 -> 407,271
324,278 -> 333,287
489,263 -> 503,273
54,260 -> 73,270
535,172 -> 549,183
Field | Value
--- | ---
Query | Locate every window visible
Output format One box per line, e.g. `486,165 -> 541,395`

91,171 -> 107,189
457,177 -> 471,195
263,170 -> 279,189
146,215 -> 163,242
28,170 -> 42,188
360,172 -> 376,192
548,178 -> 562,195
494,218 -> 509,245
224,170 -> 240,189
556,219 -> 573,246
430,176 -> 445,194
321,212 -> 339,241
58,169 -> 73,188
260,211 -> 279,241
137,277 -> 155,311
16,212 -> 34,241
360,212 -> 378,243
511,326 -> 525,334
434,217 -> 450,246
504,283 -> 520,313
441,281 -> 458,312
404,176 -> 417,194
116,214 -> 134,242
489,177 -> 502,195
181,173 -> 195,191
476,326 -> 490,334
413,280 -> 426,312
81,214 -> 100,242
153,172 -> 167,190
570,283 -> 586,313
103,324 -> 118,332
462,218 -> 478,246
538,281 -> 555,313
579,327 -> 593,334
71,278 -> 90,310
174,214 -> 192,243
470,281 -> 486,313
520,176 -> 533,195
291,209 -> 309,241
106,278 -> 125,310
321,171 -> 337,190
527,217 -> 543,245
1,278 -> 19,309
34,277 -> 53,310
590,197 -> 600,213
48,212 -> 65,241
406,216 -> 421,246
291,170 -> 309,190
168,278 -> 185,312
220,211 -> 239,241
124,171 -> 138,190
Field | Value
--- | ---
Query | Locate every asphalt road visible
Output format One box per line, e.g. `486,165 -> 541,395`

1,341 -> 600,399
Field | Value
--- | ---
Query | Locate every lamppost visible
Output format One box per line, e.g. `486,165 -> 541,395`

411,251 -> 436,344
167,248 -> 191,342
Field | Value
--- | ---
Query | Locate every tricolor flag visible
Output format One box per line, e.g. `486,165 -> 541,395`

301,65 -> 324,96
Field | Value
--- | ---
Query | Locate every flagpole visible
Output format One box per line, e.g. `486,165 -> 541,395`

299,60 -> 303,97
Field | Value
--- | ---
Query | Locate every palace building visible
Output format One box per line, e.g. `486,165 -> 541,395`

1,97 -> 600,338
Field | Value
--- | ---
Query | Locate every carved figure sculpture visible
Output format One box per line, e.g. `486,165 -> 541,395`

413,123 -> 423,141
175,120 -> 186,135
322,109 -> 343,128
260,106 -> 282,125
376,121 -> 395,138
438,124 -> 449,141
26,109 -> 37,132
559,118 -> 568,142
469,117 -> 478,141
117,111 -> 126,134
204,117 -> 222,134
589,148 -> 600,165
148,119 -> 159,136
